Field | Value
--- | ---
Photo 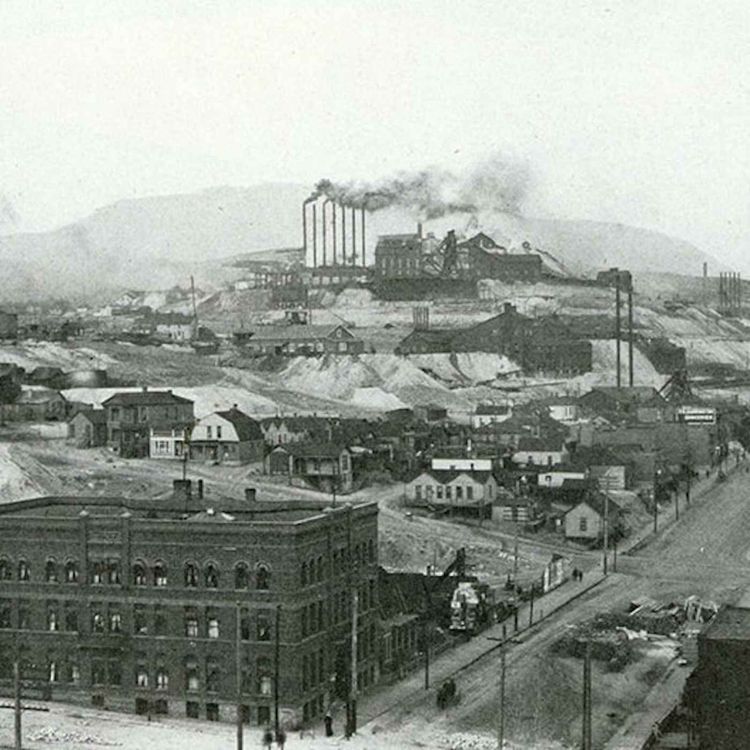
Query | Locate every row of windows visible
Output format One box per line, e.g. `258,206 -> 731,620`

415,484 -> 484,501
301,541 -> 376,588
0,559 -> 271,591
301,649 -> 325,692
0,602 -> 273,641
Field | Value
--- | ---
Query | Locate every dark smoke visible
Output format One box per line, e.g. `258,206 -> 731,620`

311,153 -> 530,218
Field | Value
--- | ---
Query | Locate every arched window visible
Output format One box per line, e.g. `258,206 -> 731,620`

205,563 -> 219,589
256,565 -> 270,590
107,560 -> 121,585
234,563 -> 249,590
206,663 -> 220,693
156,667 -> 169,690
184,562 -> 198,588
45,560 -> 58,583
92,561 -> 105,585
92,612 -> 105,633
18,560 -> 30,582
65,561 -> 78,584
133,562 -> 147,587
0,559 -> 11,581
256,657 -> 272,695
154,562 -> 167,587
185,659 -> 200,691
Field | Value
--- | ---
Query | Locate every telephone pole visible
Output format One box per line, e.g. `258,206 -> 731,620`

274,605 -> 281,736
348,590 -> 359,737
235,603 -> 244,750
602,491 -> 609,576
581,642 -> 592,750
497,643 -> 507,750
13,659 -> 21,750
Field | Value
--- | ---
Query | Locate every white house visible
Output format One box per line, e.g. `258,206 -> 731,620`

149,427 -> 188,459
189,407 -> 265,464
405,469 -> 496,517
547,400 -> 580,424
471,404 -> 512,428
564,496 -> 621,541
511,437 -> 568,467
431,457 -> 493,472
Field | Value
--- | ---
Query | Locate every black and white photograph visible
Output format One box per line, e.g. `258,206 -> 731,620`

0,2 -> 748,748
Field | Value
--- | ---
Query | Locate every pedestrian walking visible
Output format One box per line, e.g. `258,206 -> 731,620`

324,710 -> 334,737
275,728 -> 287,749
262,727 -> 274,749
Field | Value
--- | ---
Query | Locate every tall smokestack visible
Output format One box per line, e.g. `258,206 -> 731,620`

351,206 -> 357,267
615,273 -> 622,389
322,199 -> 330,267
302,201 -> 308,265
341,204 -> 347,266
332,203 -> 337,266
417,222 -> 423,239
312,203 -> 317,268
361,207 -> 366,268
628,286 -> 634,387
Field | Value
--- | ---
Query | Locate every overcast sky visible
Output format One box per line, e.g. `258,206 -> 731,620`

1,1 -> 748,270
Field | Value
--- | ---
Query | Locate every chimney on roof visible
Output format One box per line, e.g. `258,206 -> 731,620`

232,403 -> 238,410
503,302 -> 515,314
197,479 -> 204,499
142,386 -> 148,392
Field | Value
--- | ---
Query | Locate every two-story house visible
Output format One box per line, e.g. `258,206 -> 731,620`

189,407 -> 265,464
103,389 -> 194,459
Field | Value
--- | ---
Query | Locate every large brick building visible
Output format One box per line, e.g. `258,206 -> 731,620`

395,304 -> 593,375
0,481 -> 379,727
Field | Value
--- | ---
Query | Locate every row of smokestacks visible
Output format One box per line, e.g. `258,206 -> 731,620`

718,271 -> 742,315
302,198 -> 367,268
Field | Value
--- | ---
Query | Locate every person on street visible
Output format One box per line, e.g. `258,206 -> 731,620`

275,728 -> 287,749
262,727 -> 274,749
324,710 -> 334,737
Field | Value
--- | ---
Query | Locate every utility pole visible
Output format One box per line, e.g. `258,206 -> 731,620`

674,487 -> 680,522
581,642 -> 592,750
13,659 -> 21,750
497,643 -> 506,750
528,586 -> 535,628
348,590 -> 359,737
190,275 -> 199,340
235,603 -> 244,750
512,524 -> 519,584
274,605 -> 281,737
424,619 -> 430,689
653,465 -> 659,535
602,490 -> 609,576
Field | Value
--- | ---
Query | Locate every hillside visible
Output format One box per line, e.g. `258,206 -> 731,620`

0,183 -> 722,301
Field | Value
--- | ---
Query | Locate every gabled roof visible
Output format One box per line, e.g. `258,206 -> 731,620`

70,408 -> 107,424
475,403 -> 511,416
272,441 -> 348,458
249,324 -> 355,342
569,446 -> 625,468
102,390 -> 193,407
407,468 -> 495,485
212,408 -> 264,441
14,388 -> 65,405
565,493 -> 621,518
516,436 -> 565,452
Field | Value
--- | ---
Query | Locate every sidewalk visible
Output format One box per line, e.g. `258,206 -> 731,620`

354,570 -> 606,727
605,662 -> 689,749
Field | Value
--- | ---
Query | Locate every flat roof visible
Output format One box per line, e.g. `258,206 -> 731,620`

702,605 -> 750,641
0,495 -> 376,526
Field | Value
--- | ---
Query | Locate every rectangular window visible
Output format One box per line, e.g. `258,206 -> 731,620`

455,486 -> 463,501
186,701 -> 200,719
579,517 -> 588,532
216,426 -> 222,439
466,486 -> 474,501
207,426 -> 212,439
186,617 -> 199,638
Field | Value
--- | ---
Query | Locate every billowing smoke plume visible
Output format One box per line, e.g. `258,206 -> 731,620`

310,152 -> 530,218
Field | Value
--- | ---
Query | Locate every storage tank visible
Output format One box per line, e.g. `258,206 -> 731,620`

64,369 -> 108,388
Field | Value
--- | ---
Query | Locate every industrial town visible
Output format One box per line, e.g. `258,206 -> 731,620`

2,186 -> 750,750
3,3 -> 750,750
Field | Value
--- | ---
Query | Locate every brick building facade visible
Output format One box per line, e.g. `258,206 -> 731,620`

0,482 -> 379,727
